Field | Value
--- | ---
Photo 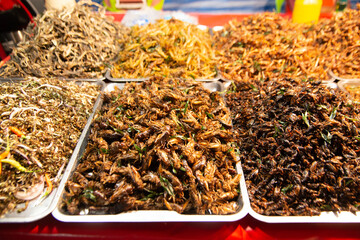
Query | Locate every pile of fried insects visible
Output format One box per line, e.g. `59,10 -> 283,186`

61,77 -> 241,215
111,19 -> 217,80
226,78 -> 360,216
0,78 -> 100,217
214,5 -> 360,81
0,0 -> 129,79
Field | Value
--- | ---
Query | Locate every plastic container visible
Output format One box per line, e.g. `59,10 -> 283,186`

292,0 -> 323,24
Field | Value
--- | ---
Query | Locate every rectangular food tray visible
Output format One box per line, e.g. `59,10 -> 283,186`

221,79 -> 360,223
105,70 -> 149,82
0,79 -> 105,223
52,80 -> 250,222
0,76 -> 106,82
248,208 -> 360,223
337,78 -> 360,103
105,70 -> 221,83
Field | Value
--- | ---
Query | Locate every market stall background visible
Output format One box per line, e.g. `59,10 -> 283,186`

1,0 -> 360,239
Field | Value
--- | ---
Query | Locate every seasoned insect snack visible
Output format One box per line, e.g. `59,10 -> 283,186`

0,0 -> 129,79
226,78 -> 360,216
111,19 -> 217,80
61,77 -> 240,215
314,4 -> 360,79
214,6 -> 360,81
0,78 -> 100,217
213,13 -> 327,82
342,82 -> 360,103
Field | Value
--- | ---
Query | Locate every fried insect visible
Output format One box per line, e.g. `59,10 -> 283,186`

111,19 -> 217,80
61,77 -> 240,215
226,78 -> 360,216
313,5 -> 360,79
0,0 -> 129,78
214,6 -> 360,81
0,78 -> 100,217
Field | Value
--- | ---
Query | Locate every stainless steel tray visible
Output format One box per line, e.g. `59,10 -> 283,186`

249,209 -> 360,223
221,78 -> 339,92
0,76 -> 106,82
0,79 -> 105,223
105,70 -> 149,82
327,69 -> 360,83
222,79 -> 360,223
105,70 -> 220,83
336,78 -> 360,103
52,80 -> 249,222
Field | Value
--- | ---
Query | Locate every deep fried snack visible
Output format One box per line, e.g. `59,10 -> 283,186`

61,77 -> 240,215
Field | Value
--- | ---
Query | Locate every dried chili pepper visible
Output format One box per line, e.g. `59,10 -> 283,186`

44,173 -> 53,196
9,127 -> 26,139
0,138 -> 10,175
1,159 -> 28,172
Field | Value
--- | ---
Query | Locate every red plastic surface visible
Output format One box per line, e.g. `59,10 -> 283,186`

1,214 -> 360,240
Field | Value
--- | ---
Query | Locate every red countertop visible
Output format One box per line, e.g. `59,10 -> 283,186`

1,214 -> 360,240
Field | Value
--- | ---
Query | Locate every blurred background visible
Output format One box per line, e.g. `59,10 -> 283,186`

0,0 -> 359,60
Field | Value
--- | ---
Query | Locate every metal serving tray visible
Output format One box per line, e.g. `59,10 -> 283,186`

106,70 -> 220,83
221,79 -> 360,223
327,69 -> 360,82
105,24 -> 218,83
336,78 -> 360,103
249,208 -> 360,223
105,70 -> 149,82
52,81 -> 249,222
0,76 -> 106,82
0,79 -> 105,223
221,78 -> 339,92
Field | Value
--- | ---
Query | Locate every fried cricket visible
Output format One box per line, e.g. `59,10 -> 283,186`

61,77 -> 240,215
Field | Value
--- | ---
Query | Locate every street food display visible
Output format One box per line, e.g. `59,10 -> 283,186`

0,78 -> 100,218
0,1 -> 129,79
213,7 -> 360,81
110,19 -> 217,80
0,1 -> 360,223
60,78 -> 241,216
225,78 -> 360,216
